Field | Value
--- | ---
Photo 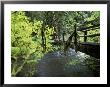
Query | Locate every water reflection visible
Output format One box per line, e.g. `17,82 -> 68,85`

36,48 -> 100,77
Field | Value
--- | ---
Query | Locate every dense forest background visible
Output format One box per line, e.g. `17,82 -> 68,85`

11,11 -> 100,77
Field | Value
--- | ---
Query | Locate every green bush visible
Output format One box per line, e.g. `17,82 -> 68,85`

11,11 -> 54,77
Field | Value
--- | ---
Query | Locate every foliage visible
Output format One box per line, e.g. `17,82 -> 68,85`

11,11 -> 54,76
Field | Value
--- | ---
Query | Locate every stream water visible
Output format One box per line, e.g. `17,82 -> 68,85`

35,48 -> 99,77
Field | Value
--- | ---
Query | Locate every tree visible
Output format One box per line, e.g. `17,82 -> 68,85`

11,11 -> 54,76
